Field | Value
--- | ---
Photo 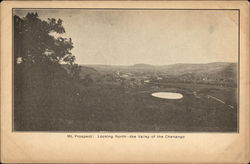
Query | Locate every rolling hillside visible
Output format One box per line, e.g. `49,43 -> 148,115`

85,62 -> 237,77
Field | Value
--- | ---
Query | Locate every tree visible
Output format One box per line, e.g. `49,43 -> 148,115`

14,12 -> 75,66
13,13 -> 84,131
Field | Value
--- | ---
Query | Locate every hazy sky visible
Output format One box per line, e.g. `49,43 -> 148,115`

14,9 -> 238,65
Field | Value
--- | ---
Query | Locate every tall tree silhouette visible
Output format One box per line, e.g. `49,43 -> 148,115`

14,13 -> 82,131
14,12 -> 75,66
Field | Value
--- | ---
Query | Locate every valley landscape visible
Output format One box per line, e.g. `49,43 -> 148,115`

13,10 -> 238,132
15,62 -> 238,132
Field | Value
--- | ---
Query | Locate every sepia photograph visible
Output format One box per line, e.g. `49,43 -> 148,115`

1,1 -> 249,163
13,8 -> 239,132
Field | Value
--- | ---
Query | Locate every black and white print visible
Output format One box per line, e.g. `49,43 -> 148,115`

13,9 -> 239,132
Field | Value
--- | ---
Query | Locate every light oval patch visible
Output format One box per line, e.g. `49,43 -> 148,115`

152,92 -> 183,99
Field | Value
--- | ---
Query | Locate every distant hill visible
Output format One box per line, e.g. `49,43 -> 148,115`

80,62 -> 237,85
154,62 -> 237,85
86,62 -> 236,74
132,64 -> 154,68
158,62 -> 237,75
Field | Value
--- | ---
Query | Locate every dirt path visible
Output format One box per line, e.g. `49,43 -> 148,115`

207,95 -> 234,109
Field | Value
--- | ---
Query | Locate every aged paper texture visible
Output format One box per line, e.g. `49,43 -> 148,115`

1,1 -> 249,163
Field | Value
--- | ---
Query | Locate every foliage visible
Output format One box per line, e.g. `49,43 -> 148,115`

14,13 -> 83,131
14,12 -> 75,66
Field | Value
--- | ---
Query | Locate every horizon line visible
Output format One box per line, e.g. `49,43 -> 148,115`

77,61 -> 237,66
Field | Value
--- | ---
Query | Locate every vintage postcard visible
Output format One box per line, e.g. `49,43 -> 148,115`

1,1 -> 249,163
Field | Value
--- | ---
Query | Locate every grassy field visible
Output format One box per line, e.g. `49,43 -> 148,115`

14,81 -> 237,132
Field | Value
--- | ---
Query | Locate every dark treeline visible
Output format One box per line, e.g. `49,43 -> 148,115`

14,13 -> 82,130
